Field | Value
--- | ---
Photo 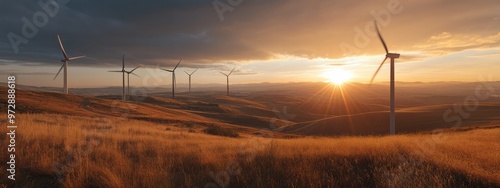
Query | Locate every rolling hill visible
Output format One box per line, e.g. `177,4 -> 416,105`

1,85 -> 500,187
0,86 -> 295,137
3,85 -> 500,137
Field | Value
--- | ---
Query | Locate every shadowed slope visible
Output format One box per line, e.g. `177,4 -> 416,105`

285,103 -> 500,136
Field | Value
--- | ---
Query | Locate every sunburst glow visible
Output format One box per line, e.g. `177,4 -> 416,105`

322,69 -> 353,85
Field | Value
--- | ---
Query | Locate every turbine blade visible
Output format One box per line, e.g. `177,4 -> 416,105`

191,68 -> 198,75
220,71 -> 228,76
228,67 -> 236,76
53,63 -> 65,80
131,72 -> 140,77
160,68 -> 173,72
374,21 -> 389,54
369,57 -> 388,85
130,66 -> 140,73
122,54 -> 125,71
57,35 -> 68,59
68,56 -> 85,61
173,59 -> 182,71
184,70 -> 189,75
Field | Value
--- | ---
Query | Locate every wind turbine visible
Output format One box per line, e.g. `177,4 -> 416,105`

125,66 -> 140,100
108,54 -> 126,101
160,59 -> 182,99
220,67 -> 235,96
53,35 -> 85,94
369,21 -> 400,135
184,68 -> 198,93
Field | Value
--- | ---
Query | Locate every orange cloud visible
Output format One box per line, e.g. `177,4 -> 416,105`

415,32 -> 500,55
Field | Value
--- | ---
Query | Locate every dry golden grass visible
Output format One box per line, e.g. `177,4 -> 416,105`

1,114 -> 499,187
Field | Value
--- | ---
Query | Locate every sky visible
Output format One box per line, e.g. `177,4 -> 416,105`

0,0 -> 499,88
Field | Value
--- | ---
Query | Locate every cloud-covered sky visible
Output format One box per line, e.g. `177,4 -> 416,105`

1,0 -> 499,87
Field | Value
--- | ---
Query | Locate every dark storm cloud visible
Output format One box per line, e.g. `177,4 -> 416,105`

0,0 -> 499,68
0,0 -> 231,67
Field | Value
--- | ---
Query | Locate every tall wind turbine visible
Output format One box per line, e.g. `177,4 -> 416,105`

220,67 -> 235,96
184,68 -> 198,93
108,54 -> 126,101
160,59 -> 182,99
125,66 -> 140,100
53,35 -> 85,94
369,21 -> 400,135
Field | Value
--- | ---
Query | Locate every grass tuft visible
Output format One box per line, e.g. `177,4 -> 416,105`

203,125 -> 240,138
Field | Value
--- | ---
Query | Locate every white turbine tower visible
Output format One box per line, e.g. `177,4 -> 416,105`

184,68 -> 198,93
108,54 -> 126,101
220,67 -> 235,96
160,59 -> 182,99
125,66 -> 140,100
369,21 -> 400,135
53,35 -> 85,94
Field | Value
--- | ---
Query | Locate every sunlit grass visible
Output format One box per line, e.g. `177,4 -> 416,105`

1,114 -> 499,187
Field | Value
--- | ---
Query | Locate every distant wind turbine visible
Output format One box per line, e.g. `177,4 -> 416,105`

220,67 -> 235,96
184,68 -> 198,93
53,35 -> 85,94
125,66 -> 140,100
161,59 -> 182,99
369,21 -> 401,135
108,54 -> 126,101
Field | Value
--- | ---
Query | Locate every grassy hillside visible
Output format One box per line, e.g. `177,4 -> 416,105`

1,86 -> 500,187
1,114 -> 499,187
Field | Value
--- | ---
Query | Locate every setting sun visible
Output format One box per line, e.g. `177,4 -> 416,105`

322,69 -> 353,85
3,0 -> 500,187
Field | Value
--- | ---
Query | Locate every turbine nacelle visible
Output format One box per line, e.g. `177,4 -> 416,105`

386,53 -> 400,59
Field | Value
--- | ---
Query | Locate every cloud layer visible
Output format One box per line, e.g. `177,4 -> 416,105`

0,0 -> 499,68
